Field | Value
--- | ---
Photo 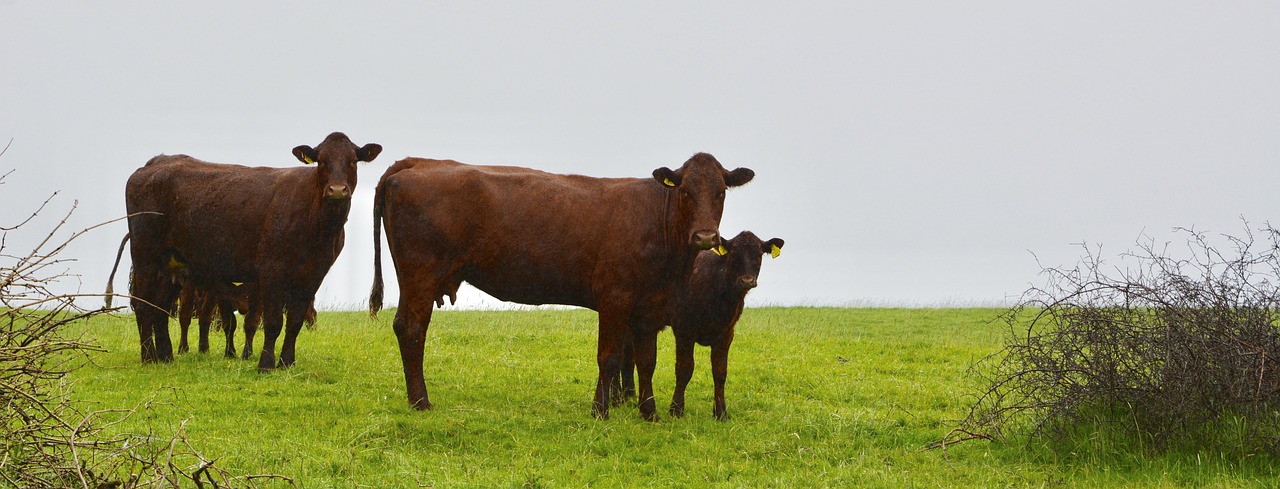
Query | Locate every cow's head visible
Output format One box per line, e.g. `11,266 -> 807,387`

652,153 -> 754,251
720,231 -> 784,291
292,132 -> 383,201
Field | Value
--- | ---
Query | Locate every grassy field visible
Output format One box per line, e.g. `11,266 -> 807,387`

61,308 -> 1276,488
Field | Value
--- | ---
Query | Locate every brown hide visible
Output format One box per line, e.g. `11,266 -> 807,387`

123,132 -> 380,367
665,231 -> 784,420
370,153 -> 753,419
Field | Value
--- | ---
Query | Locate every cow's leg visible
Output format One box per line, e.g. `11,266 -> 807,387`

609,337 -> 636,406
633,323 -> 662,422
592,306 -> 631,420
277,299 -> 310,368
393,297 -> 435,410
176,286 -> 195,354
220,300 -> 237,358
132,270 -> 174,363
711,330 -> 736,421
197,294 -> 215,354
257,301 -> 284,372
241,304 -> 260,361
669,331 -> 697,418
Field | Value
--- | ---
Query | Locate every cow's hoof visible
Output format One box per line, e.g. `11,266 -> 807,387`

714,411 -> 732,422
669,404 -> 686,418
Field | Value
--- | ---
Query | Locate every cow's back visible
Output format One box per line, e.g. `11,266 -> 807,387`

126,155 -> 313,283
381,158 -> 666,308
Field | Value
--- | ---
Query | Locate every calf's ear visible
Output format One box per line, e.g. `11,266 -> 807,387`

725,167 -> 755,187
762,238 -> 785,259
652,167 -> 680,187
358,143 -> 383,162
293,145 -> 318,164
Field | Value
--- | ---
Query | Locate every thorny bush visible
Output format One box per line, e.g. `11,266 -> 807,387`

948,222 -> 1280,454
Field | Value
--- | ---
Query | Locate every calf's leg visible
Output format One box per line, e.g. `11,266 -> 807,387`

669,333 -> 696,418
710,331 -> 735,421
197,297 -> 215,354
277,299 -> 310,368
220,300 -> 237,358
633,327 -> 662,422
241,303 -> 260,360
257,301 -> 284,372
176,287 -> 195,354
609,338 -> 637,406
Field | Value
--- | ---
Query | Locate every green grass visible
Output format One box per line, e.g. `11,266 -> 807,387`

61,308 -> 1277,488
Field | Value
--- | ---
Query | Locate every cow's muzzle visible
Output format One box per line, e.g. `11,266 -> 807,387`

692,230 -> 720,250
326,184 -> 351,200
738,275 -> 758,291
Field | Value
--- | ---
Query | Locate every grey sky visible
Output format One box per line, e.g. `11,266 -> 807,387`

2,2 -> 1278,309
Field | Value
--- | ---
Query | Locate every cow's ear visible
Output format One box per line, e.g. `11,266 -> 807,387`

358,143 -> 383,163
725,167 -> 755,187
652,167 -> 680,187
763,238 -> 785,259
293,145 -> 318,164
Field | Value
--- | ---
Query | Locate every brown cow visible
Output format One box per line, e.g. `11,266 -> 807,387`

121,132 -> 380,368
658,231 -> 784,420
369,153 -> 754,420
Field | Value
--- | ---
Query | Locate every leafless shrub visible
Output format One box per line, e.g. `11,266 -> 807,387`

944,221 -> 1280,454
1,168 -> 294,488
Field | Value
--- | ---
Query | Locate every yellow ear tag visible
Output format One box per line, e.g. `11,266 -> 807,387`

304,155 -> 315,164
770,244 -> 781,259
663,178 -> 676,187
712,244 -> 728,256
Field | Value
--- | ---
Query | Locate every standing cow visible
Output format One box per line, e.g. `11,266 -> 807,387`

370,153 -> 753,420
122,132 -> 381,369
660,231 -> 784,420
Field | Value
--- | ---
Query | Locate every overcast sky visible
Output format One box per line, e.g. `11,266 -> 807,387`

2,2 -> 1278,310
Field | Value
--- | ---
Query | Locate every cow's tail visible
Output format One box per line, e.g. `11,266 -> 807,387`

105,232 -> 130,308
369,172 -> 389,319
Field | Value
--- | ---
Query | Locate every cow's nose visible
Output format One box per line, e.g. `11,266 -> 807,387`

738,276 -> 758,290
693,231 -> 719,250
327,184 -> 350,200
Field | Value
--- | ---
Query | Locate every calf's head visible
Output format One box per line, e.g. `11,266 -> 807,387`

720,231 -> 785,291
652,153 -> 754,251
292,132 -> 383,201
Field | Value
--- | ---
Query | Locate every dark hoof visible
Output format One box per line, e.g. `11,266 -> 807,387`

669,404 -> 686,418
714,411 -> 731,422
410,399 -> 434,411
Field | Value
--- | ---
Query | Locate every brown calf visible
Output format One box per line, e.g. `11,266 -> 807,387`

660,231 -> 784,420
370,153 -> 753,419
